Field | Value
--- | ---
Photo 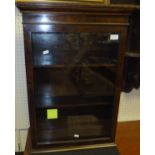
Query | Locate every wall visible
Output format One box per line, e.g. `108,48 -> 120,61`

15,7 -> 29,152
15,8 -> 140,152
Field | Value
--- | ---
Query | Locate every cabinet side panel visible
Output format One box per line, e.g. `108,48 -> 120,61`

111,27 -> 128,141
23,24 -> 38,146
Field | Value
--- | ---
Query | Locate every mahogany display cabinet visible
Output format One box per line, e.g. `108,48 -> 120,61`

16,0 -> 139,153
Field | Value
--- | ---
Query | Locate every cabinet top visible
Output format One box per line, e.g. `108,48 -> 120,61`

16,0 -> 139,14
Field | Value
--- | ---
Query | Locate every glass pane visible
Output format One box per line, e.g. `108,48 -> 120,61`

32,32 -> 119,67
31,32 -> 118,144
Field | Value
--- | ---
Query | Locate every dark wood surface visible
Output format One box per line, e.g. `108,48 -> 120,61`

16,0 -> 138,148
30,147 -> 120,155
111,0 -> 140,5
16,1 -> 139,13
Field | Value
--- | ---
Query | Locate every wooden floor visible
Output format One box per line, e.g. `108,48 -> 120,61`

116,121 -> 140,155
22,121 -> 140,155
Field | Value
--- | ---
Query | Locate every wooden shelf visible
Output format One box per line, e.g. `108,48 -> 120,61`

35,95 -> 114,108
35,83 -> 114,98
35,83 -> 79,97
33,57 -> 118,69
33,63 -> 117,69
34,67 -> 115,97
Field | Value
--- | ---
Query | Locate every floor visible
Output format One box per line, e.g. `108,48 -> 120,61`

21,121 -> 140,155
116,121 -> 140,155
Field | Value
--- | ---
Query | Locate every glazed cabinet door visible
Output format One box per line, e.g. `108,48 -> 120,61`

23,23 -> 127,147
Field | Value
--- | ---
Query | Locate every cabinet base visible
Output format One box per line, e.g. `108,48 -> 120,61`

31,146 -> 120,155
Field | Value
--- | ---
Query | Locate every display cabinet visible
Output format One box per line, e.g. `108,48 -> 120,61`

16,0 -> 139,153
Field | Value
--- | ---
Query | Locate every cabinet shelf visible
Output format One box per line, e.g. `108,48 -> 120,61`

32,32 -> 119,69
34,67 -> 115,97
36,115 -> 112,145
33,63 -> 116,69
33,56 -> 118,69
35,95 -> 114,108
35,83 -> 114,97
35,82 -> 114,98
36,103 -> 113,145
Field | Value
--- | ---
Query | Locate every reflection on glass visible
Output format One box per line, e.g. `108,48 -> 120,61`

32,32 -> 119,66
